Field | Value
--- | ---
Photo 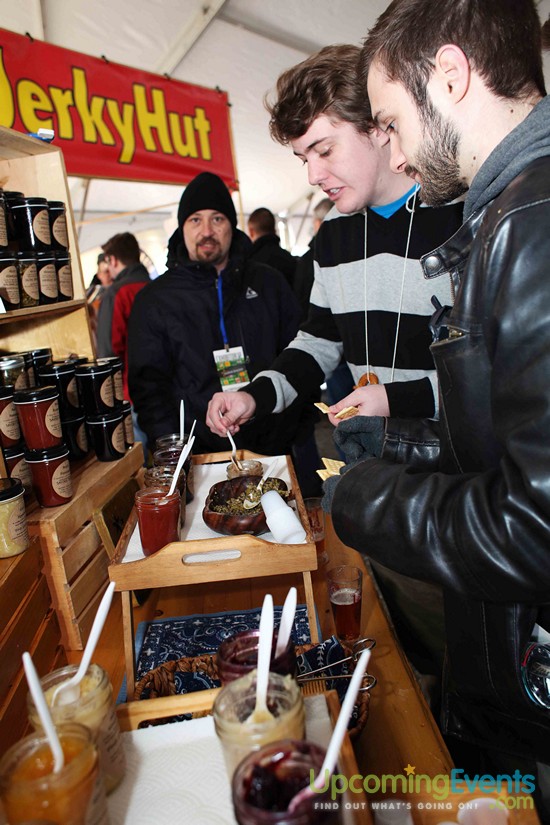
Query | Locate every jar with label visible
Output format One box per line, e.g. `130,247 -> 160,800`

0,250 -> 20,310
27,662 -> 126,794
36,250 -> 59,304
75,361 -> 115,416
0,355 -> 29,391
47,200 -> 69,250
0,386 -> 21,448
134,486 -> 181,556
4,444 -> 33,494
86,410 -> 126,461
213,670 -> 305,779
55,249 -> 73,300
16,350 -> 37,387
13,386 -> 63,450
62,415 -> 90,461
0,722 -> 109,825
24,444 -> 73,507
4,191 -> 25,252
97,357 -> 123,407
0,190 -> 9,249
0,478 -> 29,558
37,361 -> 82,418
30,346 -> 53,377
16,251 -> 39,307
121,400 -> 135,448
11,196 -> 52,251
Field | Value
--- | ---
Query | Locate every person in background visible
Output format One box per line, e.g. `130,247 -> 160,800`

97,232 -> 151,461
206,44 -> 463,691
247,207 -> 297,287
86,253 -> 113,344
128,172 -> 318,493
326,1 -> 550,817
293,197 -> 332,321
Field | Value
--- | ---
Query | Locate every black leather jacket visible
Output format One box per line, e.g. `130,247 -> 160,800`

332,156 -> 550,765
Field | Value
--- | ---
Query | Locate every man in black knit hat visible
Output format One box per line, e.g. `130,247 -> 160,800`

127,172 -> 317,483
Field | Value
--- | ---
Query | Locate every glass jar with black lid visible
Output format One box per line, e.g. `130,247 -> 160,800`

55,249 -> 73,301
75,361 -> 114,416
0,190 -> 9,249
47,200 -> 68,250
36,250 -> 58,304
0,251 -> 19,310
11,196 -> 52,252
37,360 -> 82,418
4,191 -> 25,253
17,252 -> 39,308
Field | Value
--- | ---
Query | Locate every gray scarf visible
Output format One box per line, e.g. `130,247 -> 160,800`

465,95 -> 550,220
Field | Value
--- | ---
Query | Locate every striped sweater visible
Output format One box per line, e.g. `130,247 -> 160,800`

247,197 -> 463,419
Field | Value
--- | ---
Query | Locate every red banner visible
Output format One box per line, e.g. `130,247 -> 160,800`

0,28 -> 237,189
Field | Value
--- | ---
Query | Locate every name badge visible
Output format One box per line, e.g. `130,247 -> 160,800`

213,346 -> 250,391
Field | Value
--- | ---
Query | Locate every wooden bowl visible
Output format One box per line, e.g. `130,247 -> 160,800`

202,475 -> 288,536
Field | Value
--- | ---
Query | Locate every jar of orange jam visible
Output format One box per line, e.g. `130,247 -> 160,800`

0,722 -> 109,825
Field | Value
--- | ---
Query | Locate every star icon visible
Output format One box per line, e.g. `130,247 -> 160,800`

404,764 -> 416,776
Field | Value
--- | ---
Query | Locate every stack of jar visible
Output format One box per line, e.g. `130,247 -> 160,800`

0,187 -> 73,311
74,356 -> 134,461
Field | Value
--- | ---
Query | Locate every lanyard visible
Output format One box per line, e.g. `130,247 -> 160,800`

216,273 -> 229,350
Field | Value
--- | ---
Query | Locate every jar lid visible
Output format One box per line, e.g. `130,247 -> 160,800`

30,348 -> 52,358
64,356 -> 88,366
86,411 -> 123,424
3,190 -> 24,200
0,355 -> 25,369
47,200 -> 65,209
97,356 -> 122,368
24,445 -> 69,462
3,444 -> 24,459
0,384 -> 15,399
0,251 -> 16,262
75,361 -> 111,377
0,477 -> 24,501
55,250 -> 70,260
13,385 -> 59,403
17,251 -> 37,261
35,251 -> 56,261
23,197 -> 49,207
37,361 -> 76,377
121,400 -> 131,412
61,414 -> 85,425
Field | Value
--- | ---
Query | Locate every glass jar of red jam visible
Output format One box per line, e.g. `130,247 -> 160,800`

4,444 -> 33,494
0,386 -> 22,448
143,464 -> 186,527
37,361 -> 82,418
217,628 -> 297,685
75,362 -> 114,416
86,410 -> 126,461
25,444 -> 73,507
134,486 -> 180,557
13,385 -> 63,450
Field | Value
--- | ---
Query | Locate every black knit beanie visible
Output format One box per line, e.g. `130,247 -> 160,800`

177,172 -> 237,229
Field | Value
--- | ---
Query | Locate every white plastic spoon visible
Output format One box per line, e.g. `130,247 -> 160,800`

167,435 -> 195,497
288,648 -> 371,812
23,651 -> 65,773
242,458 -> 279,509
179,398 -> 185,441
188,418 -> 197,442
247,593 -> 275,725
50,581 -> 116,707
275,586 -> 297,658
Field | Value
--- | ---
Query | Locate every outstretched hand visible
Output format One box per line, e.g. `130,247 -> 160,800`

205,391 -> 257,436
327,384 -> 389,426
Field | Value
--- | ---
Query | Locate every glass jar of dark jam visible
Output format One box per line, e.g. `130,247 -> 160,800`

0,385 -> 22,448
30,348 -> 53,377
3,444 -> 33,494
86,410 -> 125,461
216,629 -> 297,686
24,444 -> 73,507
4,191 -> 25,253
47,200 -> 68,250
0,251 -> 20,310
153,441 -> 194,503
97,357 -> 123,408
16,252 -> 39,307
13,386 -> 63,450
75,362 -> 114,416
11,196 -> 52,252
0,355 -> 29,391
121,400 -> 134,448
55,250 -> 73,301
61,415 -> 89,461
37,361 -> 82,418
0,191 -> 9,250
36,250 -> 58,304
16,351 -> 37,388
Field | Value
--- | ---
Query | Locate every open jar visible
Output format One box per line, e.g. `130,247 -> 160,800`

227,458 -> 263,480
153,441 -> 194,503
213,670 -> 305,779
217,628 -> 296,685
143,464 -> 186,527
134,486 -> 181,556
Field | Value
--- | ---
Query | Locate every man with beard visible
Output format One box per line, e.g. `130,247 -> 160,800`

127,171 -> 312,464
326,0 -> 550,817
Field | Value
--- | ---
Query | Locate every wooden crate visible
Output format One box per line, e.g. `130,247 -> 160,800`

26,446 -> 144,651
0,539 -> 66,758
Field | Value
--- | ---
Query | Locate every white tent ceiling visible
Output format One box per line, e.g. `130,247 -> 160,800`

1,0 -> 550,278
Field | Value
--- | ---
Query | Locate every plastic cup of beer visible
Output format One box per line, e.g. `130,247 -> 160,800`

303,497 -> 328,565
327,565 -> 363,643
